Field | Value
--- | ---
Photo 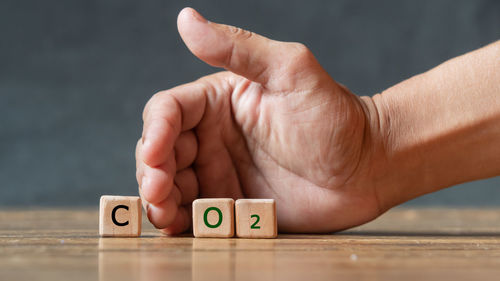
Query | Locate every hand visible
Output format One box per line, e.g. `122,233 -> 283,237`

135,7 -> 386,234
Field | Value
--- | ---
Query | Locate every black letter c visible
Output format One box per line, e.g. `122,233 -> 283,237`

111,205 -> 129,226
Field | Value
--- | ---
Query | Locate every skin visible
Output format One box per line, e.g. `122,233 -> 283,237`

135,7 -> 500,234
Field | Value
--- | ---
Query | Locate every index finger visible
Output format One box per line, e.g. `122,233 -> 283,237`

141,81 -> 208,167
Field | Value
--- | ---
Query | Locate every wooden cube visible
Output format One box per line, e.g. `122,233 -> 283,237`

193,198 -> 234,238
235,199 -> 277,238
99,195 -> 142,237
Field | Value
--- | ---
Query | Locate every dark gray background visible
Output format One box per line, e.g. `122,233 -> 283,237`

1,0 -> 499,207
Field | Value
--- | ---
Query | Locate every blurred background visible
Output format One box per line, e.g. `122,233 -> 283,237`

1,0 -> 499,207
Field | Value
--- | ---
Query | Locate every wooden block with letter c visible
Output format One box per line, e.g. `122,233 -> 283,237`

99,195 -> 142,237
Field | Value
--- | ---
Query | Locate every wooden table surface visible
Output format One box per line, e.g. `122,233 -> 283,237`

1,208 -> 500,281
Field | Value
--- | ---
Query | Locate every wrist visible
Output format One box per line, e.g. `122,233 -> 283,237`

358,92 -> 428,213
357,95 -> 395,213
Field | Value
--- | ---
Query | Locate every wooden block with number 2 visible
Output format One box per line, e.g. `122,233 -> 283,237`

235,199 -> 277,238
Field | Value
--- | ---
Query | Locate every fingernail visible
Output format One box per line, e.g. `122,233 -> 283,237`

142,131 -> 152,151
140,175 -> 146,190
189,8 -> 208,23
142,126 -> 149,146
146,203 -> 153,222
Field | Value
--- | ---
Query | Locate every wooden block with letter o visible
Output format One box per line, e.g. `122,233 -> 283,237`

193,198 -> 234,238
99,195 -> 142,237
235,199 -> 277,238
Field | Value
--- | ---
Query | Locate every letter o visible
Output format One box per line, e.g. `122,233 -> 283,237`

203,207 -> 223,228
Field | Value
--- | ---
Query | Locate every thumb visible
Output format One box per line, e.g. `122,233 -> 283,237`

177,7 -> 296,87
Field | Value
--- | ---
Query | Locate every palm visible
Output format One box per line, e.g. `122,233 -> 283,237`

193,72 -> 380,232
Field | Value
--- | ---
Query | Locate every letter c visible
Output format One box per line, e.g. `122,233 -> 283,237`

111,205 -> 129,226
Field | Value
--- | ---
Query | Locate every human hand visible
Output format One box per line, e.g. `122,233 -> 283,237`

135,7 -> 386,234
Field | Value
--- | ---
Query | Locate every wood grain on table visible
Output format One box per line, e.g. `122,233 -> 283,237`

1,208 -> 500,281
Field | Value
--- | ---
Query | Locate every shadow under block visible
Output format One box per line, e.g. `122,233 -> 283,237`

235,199 -> 277,238
193,198 -> 235,238
99,195 -> 142,237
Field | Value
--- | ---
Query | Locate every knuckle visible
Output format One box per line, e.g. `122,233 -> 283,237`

283,42 -> 319,75
289,42 -> 313,62
150,90 -> 169,104
226,25 -> 254,40
143,90 -> 170,121
195,77 -> 217,99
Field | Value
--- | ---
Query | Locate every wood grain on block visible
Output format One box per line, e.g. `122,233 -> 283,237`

193,198 -> 234,238
235,199 -> 277,238
99,195 -> 142,237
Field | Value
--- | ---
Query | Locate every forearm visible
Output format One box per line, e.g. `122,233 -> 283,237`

372,40 -> 500,209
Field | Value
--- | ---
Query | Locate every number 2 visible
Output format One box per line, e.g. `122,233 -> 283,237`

250,214 -> 261,229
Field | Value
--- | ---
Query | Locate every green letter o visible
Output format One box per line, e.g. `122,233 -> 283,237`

203,207 -> 223,228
